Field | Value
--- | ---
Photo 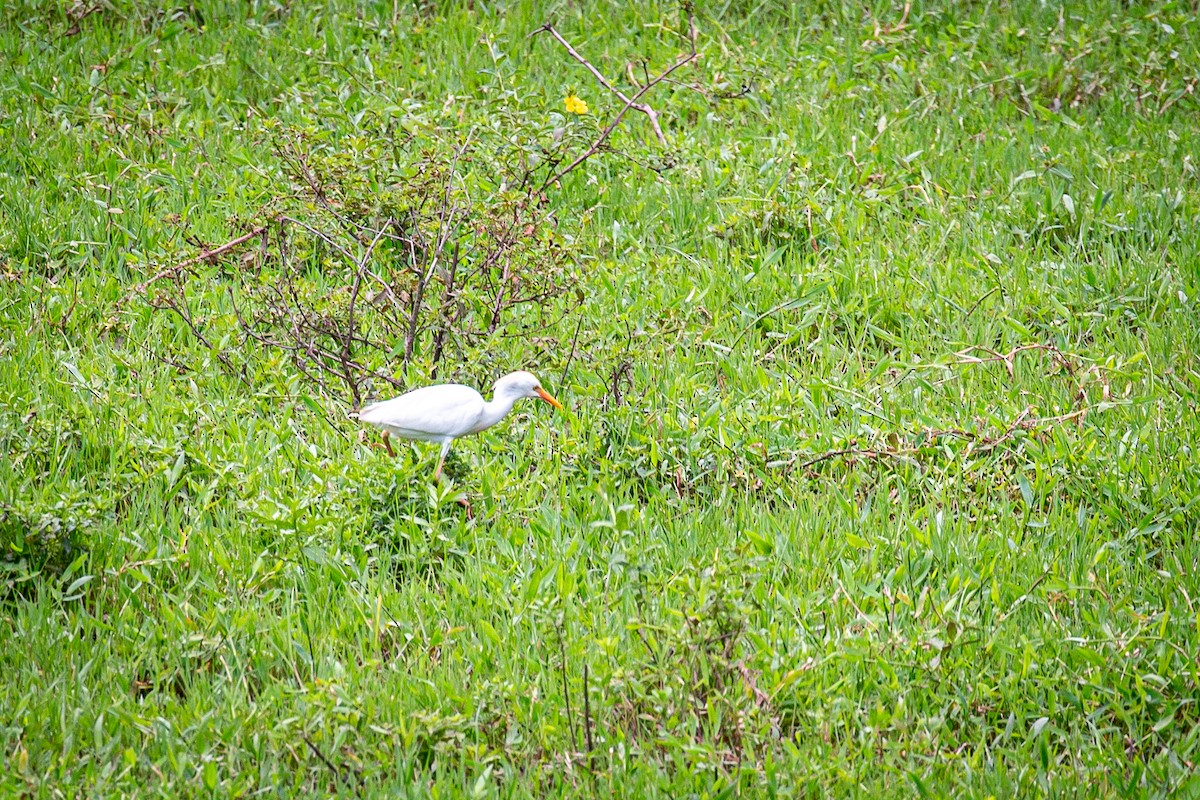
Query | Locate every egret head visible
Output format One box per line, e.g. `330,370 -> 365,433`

494,370 -> 563,409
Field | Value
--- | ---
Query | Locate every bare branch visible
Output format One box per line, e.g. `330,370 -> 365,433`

430,242 -> 460,375
795,447 -> 905,471
539,49 -> 699,192
277,215 -> 358,265
787,402 -> 1108,475
949,342 -> 1077,377
532,21 -> 700,155
559,313 -> 585,388
141,125 -> 577,410
125,223 -> 270,304
582,661 -> 594,754
405,135 -> 472,368
534,24 -> 636,112
343,219 -> 394,407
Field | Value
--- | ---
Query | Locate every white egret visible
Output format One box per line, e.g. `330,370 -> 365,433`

357,370 -> 563,480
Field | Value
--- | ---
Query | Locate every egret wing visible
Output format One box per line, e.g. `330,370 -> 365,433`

359,384 -> 485,440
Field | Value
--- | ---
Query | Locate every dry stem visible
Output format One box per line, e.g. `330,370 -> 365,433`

124,224 -> 270,305
532,12 -> 699,191
790,403 -> 1106,474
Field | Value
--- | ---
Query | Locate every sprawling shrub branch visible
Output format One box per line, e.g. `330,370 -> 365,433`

133,7 -> 712,409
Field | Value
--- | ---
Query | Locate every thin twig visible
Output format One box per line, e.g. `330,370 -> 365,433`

487,256 -> 513,335
538,51 -> 699,192
532,24 -> 670,147
950,343 -> 1076,378
532,14 -> 699,191
835,577 -> 879,631
559,632 -> 578,752
963,285 -> 1002,319
737,661 -> 771,707
789,402 -> 1111,475
996,569 -> 1051,623
125,223 -> 271,303
888,341 -> 1083,388
582,661 -> 594,754
343,219 -> 394,407
277,215 -> 358,265
148,280 -> 251,387
658,76 -> 753,102
277,137 -> 395,247
429,242 -> 460,376
301,734 -> 342,781
405,135 -> 472,367
795,447 -> 903,471
559,313 -> 585,388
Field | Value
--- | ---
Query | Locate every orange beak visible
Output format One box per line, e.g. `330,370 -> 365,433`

535,386 -> 563,410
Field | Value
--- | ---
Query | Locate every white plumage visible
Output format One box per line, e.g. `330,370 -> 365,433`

358,370 -> 563,479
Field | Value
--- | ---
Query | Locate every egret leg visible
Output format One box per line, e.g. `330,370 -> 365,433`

433,439 -> 453,481
457,496 -> 473,519
381,431 -> 396,458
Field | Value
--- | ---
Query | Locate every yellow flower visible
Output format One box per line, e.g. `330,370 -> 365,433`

564,94 -> 588,115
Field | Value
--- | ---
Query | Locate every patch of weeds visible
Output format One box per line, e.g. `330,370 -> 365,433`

0,498 -> 97,596
604,551 -> 776,767
710,198 -> 810,248
136,124 -> 581,409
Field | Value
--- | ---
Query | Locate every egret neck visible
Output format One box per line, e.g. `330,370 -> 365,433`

472,386 -> 526,434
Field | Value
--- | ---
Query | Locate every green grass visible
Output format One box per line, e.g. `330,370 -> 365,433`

2,0 -> 1199,796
